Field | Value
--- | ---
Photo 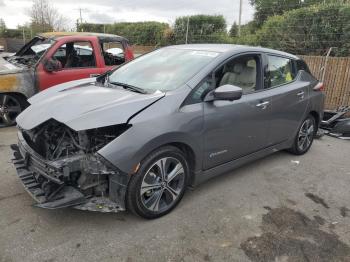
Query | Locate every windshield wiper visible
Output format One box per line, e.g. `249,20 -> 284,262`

109,81 -> 148,94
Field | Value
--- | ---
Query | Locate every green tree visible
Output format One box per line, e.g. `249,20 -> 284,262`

250,0 -> 327,26
252,3 -> 350,56
78,22 -> 169,46
174,15 -> 227,44
229,22 -> 239,37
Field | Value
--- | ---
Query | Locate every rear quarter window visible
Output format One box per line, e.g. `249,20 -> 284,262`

296,59 -> 311,74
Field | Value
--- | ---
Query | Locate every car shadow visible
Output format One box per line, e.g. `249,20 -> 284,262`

182,150 -> 291,203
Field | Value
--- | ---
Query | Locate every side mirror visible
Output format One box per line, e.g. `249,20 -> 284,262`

204,84 -> 243,102
43,58 -> 62,73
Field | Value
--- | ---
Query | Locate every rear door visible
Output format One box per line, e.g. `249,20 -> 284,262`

37,38 -> 105,91
263,54 -> 310,145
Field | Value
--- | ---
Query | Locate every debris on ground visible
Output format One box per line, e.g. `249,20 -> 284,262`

241,207 -> 350,262
305,193 -> 330,209
315,129 -> 326,139
291,160 -> 300,165
321,106 -> 350,140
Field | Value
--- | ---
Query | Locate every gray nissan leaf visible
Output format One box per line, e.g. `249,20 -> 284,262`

12,44 -> 324,219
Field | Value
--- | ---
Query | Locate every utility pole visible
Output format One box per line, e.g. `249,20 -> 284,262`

75,8 -> 87,31
75,8 -> 86,24
185,16 -> 190,44
79,8 -> 83,24
22,28 -> 25,45
238,0 -> 242,37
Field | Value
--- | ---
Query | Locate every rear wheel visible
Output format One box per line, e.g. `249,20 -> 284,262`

126,146 -> 189,219
0,94 -> 27,127
288,115 -> 316,155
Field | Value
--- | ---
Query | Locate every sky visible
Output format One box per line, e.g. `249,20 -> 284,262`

0,0 -> 254,30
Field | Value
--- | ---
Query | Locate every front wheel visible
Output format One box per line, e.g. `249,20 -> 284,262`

126,146 -> 189,219
288,115 -> 316,155
0,94 -> 27,127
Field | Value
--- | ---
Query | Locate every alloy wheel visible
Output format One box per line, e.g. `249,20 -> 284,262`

0,94 -> 22,127
297,118 -> 314,151
140,157 -> 185,213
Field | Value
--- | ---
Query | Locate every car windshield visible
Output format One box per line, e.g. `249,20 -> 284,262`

108,48 -> 219,92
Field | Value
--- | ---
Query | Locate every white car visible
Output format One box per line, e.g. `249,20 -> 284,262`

106,47 -> 124,58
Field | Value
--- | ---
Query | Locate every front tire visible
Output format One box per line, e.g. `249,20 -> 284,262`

126,146 -> 189,219
288,114 -> 316,155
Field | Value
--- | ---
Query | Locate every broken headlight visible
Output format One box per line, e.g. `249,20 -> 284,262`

22,120 -> 131,160
80,124 -> 131,153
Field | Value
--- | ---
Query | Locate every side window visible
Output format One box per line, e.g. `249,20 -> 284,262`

215,55 -> 259,94
101,42 -> 125,66
265,55 -> 295,88
52,41 -> 96,69
188,54 -> 261,104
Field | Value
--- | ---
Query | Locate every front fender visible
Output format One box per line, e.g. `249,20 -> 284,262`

0,71 -> 36,98
98,102 -> 204,174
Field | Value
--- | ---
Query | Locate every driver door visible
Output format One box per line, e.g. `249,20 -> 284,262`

37,40 -> 105,91
202,53 -> 272,170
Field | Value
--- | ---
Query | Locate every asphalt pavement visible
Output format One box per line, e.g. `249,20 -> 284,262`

1,126 -> 350,262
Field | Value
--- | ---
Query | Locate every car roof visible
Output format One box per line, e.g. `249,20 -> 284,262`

167,44 -> 299,59
38,32 -> 129,43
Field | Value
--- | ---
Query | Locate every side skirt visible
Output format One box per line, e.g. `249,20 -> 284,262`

192,139 -> 292,186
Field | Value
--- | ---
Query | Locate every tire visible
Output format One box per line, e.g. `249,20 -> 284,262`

0,93 -> 28,127
288,114 -> 316,155
126,146 -> 189,219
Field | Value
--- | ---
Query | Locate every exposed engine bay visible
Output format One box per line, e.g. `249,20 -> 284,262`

23,120 -> 129,160
12,120 -> 131,212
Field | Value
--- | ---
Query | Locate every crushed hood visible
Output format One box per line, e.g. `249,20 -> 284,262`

0,55 -> 23,75
17,80 -> 165,131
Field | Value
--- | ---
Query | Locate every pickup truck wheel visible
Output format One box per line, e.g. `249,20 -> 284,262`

288,115 -> 316,155
126,146 -> 189,219
0,94 -> 26,127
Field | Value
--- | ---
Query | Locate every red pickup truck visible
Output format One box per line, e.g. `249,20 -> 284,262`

0,32 -> 134,127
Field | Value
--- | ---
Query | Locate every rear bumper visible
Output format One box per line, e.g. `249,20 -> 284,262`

11,131 -> 126,213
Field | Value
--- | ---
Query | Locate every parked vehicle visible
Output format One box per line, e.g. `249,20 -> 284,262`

11,44 -> 324,219
0,32 -> 134,127
0,45 -> 4,52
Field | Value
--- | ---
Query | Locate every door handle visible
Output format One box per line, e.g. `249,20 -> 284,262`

297,91 -> 305,99
256,101 -> 270,109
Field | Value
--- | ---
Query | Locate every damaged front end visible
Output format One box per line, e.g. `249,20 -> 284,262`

12,120 -> 131,212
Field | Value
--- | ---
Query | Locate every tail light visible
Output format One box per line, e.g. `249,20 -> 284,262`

313,82 -> 324,91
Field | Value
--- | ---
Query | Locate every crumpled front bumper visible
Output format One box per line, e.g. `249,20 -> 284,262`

11,131 -> 126,213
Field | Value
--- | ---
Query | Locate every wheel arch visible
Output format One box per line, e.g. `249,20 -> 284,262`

136,135 -> 200,173
309,110 -> 320,130
100,131 -> 202,177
